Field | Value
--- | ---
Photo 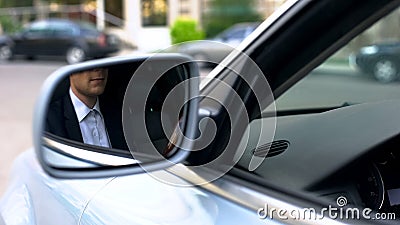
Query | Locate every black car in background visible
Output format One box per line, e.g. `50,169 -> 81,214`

0,19 -> 120,64
173,22 -> 260,67
350,42 -> 400,83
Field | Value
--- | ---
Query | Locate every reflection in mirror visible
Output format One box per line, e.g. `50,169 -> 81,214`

43,59 -> 193,168
46,67 -> 118,148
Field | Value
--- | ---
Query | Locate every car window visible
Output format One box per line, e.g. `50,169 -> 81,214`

25,21 -> 51,36
78,21 -> 99,35
49,21 -> 75,36
236,4 -> 400,217
269,7 -> 400,112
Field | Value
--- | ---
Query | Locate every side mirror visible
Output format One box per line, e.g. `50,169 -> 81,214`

34,54 -> 199,178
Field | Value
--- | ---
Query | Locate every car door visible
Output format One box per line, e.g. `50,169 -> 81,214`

0,150 -> 114,225
80,172 -> 283,225
13,21 -> 51,56
48,21 -> 77,56
21,0 -> 400,224
82,0 -> 399,224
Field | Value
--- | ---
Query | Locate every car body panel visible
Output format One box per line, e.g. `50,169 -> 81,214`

352,43 -> 400,70
0,184 -> 35,225
0,150 -> 112,225
4,19 -> 120,61
77,165 -> 283,225
0,149 -> 283,225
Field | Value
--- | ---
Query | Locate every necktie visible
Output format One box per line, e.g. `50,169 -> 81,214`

91,109 -> 111,148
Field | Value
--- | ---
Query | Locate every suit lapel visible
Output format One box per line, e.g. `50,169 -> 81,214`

100,99 -> 129,150
63,95 -> 83,142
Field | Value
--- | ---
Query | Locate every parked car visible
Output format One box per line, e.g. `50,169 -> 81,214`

173,22 -> 260,67
350,42 -> 400,83
1,0 -> 400,225
0,19 -> 120,64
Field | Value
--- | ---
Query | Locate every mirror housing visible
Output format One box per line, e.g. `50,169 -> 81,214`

34,54 -> 199,178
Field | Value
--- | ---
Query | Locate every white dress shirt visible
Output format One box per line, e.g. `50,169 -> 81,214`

69,88 -> 111,148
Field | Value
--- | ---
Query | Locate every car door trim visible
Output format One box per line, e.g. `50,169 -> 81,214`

43,136 -> 138,166
166,164 -> 346,225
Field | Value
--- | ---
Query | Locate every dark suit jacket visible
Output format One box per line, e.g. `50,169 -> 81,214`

46,93 -> 129,150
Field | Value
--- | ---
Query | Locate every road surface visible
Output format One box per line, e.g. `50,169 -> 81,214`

0,59 -> 65,195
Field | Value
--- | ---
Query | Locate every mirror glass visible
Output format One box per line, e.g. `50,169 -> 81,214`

42,57 -> 196,169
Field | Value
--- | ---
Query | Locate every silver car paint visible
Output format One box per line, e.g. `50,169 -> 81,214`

0,149 -> 282,224
0,149 -> 112,225
0,183 -> 35,225
82,173 -> 284,224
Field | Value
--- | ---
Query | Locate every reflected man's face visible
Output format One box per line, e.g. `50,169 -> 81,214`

70,68 -> 108,98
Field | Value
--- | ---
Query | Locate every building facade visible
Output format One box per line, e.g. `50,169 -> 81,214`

0,0 -> 287,51
123,0 -> 201,51
121,0 -> 286,51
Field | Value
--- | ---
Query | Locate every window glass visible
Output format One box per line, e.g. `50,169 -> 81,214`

142,0 -> 168,26
78,22 -> 98,32
241,5 -> 400,217
50,22 -> 75,36
25,21 -> 51,36
271,8 -> 400,112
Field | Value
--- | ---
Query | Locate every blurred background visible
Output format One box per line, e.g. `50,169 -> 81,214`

0,0 -> 285,52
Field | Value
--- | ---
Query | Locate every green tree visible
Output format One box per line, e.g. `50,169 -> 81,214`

0,0 -> 33,7
0,16 -> 22,33
204,0 -> 261,37
170,18 -> 205,44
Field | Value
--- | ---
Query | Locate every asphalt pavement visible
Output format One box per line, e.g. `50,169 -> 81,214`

0,60 -> 65,195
